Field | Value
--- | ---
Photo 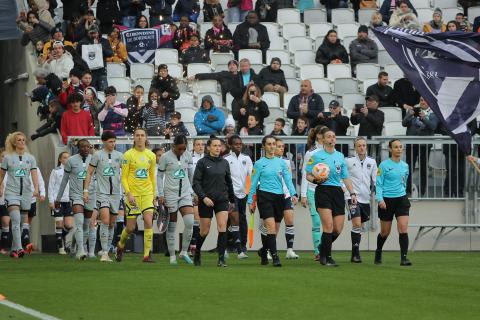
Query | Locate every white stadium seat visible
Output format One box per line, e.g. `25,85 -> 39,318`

384,121 -> 406,135
299,64 -> 324,80
210,52 -> 234,69
262,92 -> 281,109
130,63 -> 154,80
384,64 -> 404,80
238,49 -> 263,64
263,22 -> 281,38
416,8 -> 435,24
286,78 -> 301,93
177,108 -> 197,123
281,64 -> 297,79
303,9 -> 328,24
293,50 -> 316,67
176,93 -> 196,110
410,0 -> 431,8
318,93 -> 337,105
355,63 -> 380,81
358,9 -> 377,25
267,108 -> 285,121
187,63 -> 212,78
227,23 -> 240,32
266,50 -> 290,65
199,22 -> 213,40
308,23 -> 333,40
250,64 -> 264,74
442,7 -> 463,22
134,78 -> 152,91
336,23 -> 360,40
342,36 -> 357,54
342,93 -> 365,110
433,0 -> 458,9
361,78 -> 378,94
378,50 -> 395,65
184,122 -> 197,136
331,8 -> 355,25
334,78 -> 359,95
166,63 -> 184,79
269,36 -> 286,50
282,23 -> 306,39
310,78 -> 331,93
283,92 -> 297,108
327,64 -> 351,81
155,49 -> 178,66
382,107 -> 403,122
288,37 -> 313,53
192,80 -> 219,96
468,6 -> 480,23
277,8 -> 301,25
107,77 -> 131,92
106,63 -> 126,77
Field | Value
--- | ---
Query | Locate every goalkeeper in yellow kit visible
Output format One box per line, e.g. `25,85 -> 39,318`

116,128 -> 157,263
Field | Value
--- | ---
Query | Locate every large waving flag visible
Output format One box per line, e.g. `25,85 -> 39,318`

372,27 -> 480,154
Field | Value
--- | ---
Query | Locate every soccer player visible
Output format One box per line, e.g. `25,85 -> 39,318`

306,130 -> 357,267
345,137 -> 377,263
248,135 -> 298,267
48,151 -> 73,255
116,128 -> 157,263
0,148 -> 10,254
190,138 -> 205,254
192,136 -> 235,267
300,126 -> 328,260
22,166 -> 45,253
157,135 -> 195,265
225,135 -> 252,259
375,139 -> 412,266
0,132 -> 39,258
274,137 -> 299,259
55,139 -> 96,260
83,131 -> 123,262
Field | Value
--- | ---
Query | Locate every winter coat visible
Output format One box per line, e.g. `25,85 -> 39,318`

392,78 -> 420,117
379,0 -> 417,24
204,25 -> 233,53
42,39 -> 74,58
192,154 -> 235,203
232,99 -> 270,130
32,0 -> 55,27
63,0 -> 89,21
19,20 -> 52,46
389,8 -> 420,29
173,0 -> 201,17
165,121 -> 190,137
202,3 -> 224,22
349,37 -> 378,67
98,101 -> 128,136
106,37 -> 128,63
34,109 -> 64,138
194,105 -> 226,135
124,96 -> 144,134
423,21 -> 446,33
232,21 -> 270,51
312,113 -> 350,135
350,108 -> 385,137
257,66 -> 288,90
150,75 -> 180,114
96,0 -> 121,26
81,101 -> 101,136
366,83 -> 395,108
142,103 -> 167,136
287,93 -> 324,128
43,52 -> 75,80
179,46 -> 209,65
402,107 -> 438,135
119,0 -> 146,17
146,0 -> 176,16
173,26 -> 199,51
315,40 -> 349,67
230,69 -> 260,99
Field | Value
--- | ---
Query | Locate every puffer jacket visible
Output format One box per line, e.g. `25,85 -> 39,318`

43,52 -> 75,79
315,40 -> 349,67
33,0 -> 55,27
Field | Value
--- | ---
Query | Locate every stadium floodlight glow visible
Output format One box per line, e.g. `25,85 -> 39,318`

3,72 -> 29,85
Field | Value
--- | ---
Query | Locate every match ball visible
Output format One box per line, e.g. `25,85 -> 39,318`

312,163 -> 330,180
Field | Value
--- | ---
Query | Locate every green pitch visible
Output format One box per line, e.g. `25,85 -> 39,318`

1,252 -> 479,320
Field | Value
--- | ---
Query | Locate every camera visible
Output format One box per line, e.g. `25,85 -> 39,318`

413,107 -> 421,117
322,111 -> 331,117
249,91 -> 255,96
355,104 -> 363,112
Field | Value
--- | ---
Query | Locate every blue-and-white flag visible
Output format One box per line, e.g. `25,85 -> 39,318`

121,28 -> 159,64
373,27 -> 480,154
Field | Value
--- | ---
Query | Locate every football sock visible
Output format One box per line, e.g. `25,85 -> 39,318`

1,226 -> 10,249
259,224 -> 267,250
231,225 -> 241,254
332,232 -> 339,243
118,228 -> 130,249
73,214 -> 85,254
55,228 -> 63,249
351,227 -> 362,256
191,220 -> 199,247
113,215 -> 124,246
285,225 -> 295,249
100,223 -> 109,253
321,232 -> 333,259
83,218 -> 90,252
88,224 -> 97,255
376,233 -> 387,252
21,223 -> 30,247
311,214 -> 321,255
10,210 -> 22,251
108,225 -> 114,248
196,235 -> 206,253
166,221 -> 177,257
143,228 -> 153,257
217,232 -> 227,260
399,233 -> 409,260
181,214 -> 194,254
266,234 -> 277,257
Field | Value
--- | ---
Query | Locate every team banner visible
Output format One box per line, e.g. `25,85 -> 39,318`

372,27 -> 480,154
121,28 -> 159,64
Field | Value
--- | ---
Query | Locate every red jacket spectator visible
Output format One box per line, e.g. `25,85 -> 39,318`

60,93 -> 95,144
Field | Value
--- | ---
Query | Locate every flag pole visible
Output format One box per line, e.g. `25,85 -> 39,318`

468,158 -> 480,175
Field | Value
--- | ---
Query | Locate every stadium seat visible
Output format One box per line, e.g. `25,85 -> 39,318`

267,108 -> 285,120
134,78 -> 152,91
342,93 -> 365,110
384,121 -> 406,135
106,63 -> 126,77
210,52 -> 234,69
286,78 -> 301,93
176,93 -> 196,110
199,22 -> 213,40
155,49 -> 178,66
248,64 -> 262,74
238,49 -> 263,64
355,63 -> 380,81
263,22 -> 281,38
318,93 -> 337,105
130,63 -> 154,80
410,0 -> 431,8
281,64 -> 297,79
333,78 -> 359,95
227,22 -> 240,32
187,63 -> 212,78
416,8 -> 435,24
303,9 -> 328,24
262,92 -> 281,109
166,63 -> 184,79
287,37 -> 313,53
283,92 -> 296,108
277,8 -> 301,25
269,36 -> 286,50
382,107 -> 403,122
326,64 -> 351,81
107,77 -> 131,92
336,23 -> 360,40
432,0 -> 458,9
331,8 -> 355,25
97,91 -> 105,103
310,78 -> 331,92
282,23 -> 307,39
442,8 -> 463,22
308,23 -> 333,41
361,78 -> 377,94
177,108 -> 197,123
342,36 -> 357,54
378,50 -> 395,66
192,79 -> 219,96
468,6 -> 480,23
293,50 -> 316,67
264,122 -> 275,134
196,92 -> 222,108
184,122 -> 197,136
299,64 -> 324,80
384,64 -> 404,80
214,64 -> 229,72
358,9 -> 377,25
266,50 -> 291,65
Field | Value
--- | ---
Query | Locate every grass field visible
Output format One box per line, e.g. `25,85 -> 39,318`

1,251 -> 480,320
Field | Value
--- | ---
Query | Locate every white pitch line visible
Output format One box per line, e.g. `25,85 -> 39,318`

0,299 -> 62,320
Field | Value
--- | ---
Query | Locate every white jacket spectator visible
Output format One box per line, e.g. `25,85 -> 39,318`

43,41 -> 74,79
30,0 -> 55,27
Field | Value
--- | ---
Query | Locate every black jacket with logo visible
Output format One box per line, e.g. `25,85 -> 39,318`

193,154 -> 235,203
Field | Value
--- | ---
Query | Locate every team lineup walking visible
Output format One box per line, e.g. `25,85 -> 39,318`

1,129 -> 415,267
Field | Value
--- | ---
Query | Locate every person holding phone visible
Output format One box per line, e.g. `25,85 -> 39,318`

232,83 -> 269,133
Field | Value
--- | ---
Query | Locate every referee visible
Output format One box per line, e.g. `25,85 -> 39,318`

306,130 -> 356,267
375,139 -> 412,266
248,135 -> 298,267
345,137 -> 377,263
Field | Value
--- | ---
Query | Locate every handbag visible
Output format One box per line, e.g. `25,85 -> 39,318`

81,44 -> 104,70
